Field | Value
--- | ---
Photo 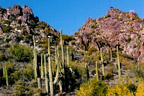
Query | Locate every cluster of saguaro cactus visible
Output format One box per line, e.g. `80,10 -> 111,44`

32,29 -> 73,96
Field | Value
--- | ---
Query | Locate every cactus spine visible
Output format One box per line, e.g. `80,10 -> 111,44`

66,46 -> 70,66
41,54 -> 44,79
95,61 -> 99,81
44,54 -> 49,93
33,36 -> 38,81
100,48 -> 104,75
117,46 -> 121,79
48,38 -> 54,96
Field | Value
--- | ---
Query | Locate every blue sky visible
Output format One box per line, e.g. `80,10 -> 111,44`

0,0 -> 144,35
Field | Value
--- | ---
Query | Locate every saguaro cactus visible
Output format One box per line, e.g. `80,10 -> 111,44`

85,63 -> 89,81
3,67 -> 8,88
66,46 -> 70,66
109,48 -> 113,61
117,46 -> 121,79
48,38 -> 54,96
100,48 -> 105,75
33,36 -> 38,81
41,54 -> 44,79
44,54 -> 49,93
95,61 -> 99,81
60,29 -> 64,66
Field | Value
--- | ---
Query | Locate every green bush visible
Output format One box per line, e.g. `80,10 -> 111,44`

6,43 -> 33,62
76,78 -> 107,96
14,80 -> 32,96
1,25 -> 12,33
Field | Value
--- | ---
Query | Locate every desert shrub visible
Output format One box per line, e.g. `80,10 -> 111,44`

14,80 -> 32,96
33,88 -> 44,95
30,80 -> 37,88
20,64 -> 34,81
6,43 -> 33,62
131,63 -> 144,78
1,25 -> 12,33
103,72 -> 114,80
62,34 -> 75,42
107,83 -> 135,96
76,78 -> 107,96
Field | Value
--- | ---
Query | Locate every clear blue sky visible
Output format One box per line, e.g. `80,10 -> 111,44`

0,0 -> 144,35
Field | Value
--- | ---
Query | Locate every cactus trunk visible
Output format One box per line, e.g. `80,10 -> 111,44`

41,54 -> 44,79
109,48 -> 113,61
95,61 -> 99,81
54,47 -> 60,84
117,46 -> 121,79
66,46 -> 70,66
44,54 -> 49,93
48,38 -> 54,96
85,63 -> 89,81
33,36 -> 38,81
100,48 -> 104,75
60,29 -> 64,66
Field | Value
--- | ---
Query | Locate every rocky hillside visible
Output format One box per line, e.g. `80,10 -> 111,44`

0,4 -> 59,54
75,7 -> 144,62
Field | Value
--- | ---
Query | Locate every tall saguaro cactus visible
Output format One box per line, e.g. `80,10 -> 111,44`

66,46 -> 70,66
41,54 -> 44,79
33,36 -> 38,81
100,48 -> 105,75
3,67 -> 8,88
44,54 -> 49,93
95,61 -> 99,81
85,63 -> 89,81
109,48 -> 113,61
60,29 -> 64,66
48,38 -> 54,96
117,46 -> 121,79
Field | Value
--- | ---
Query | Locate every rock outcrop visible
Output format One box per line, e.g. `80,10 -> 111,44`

0,5 -> 59,53
75,7 -> 144,62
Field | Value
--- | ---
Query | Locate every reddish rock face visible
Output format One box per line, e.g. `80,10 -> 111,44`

75,7 -> 144,62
